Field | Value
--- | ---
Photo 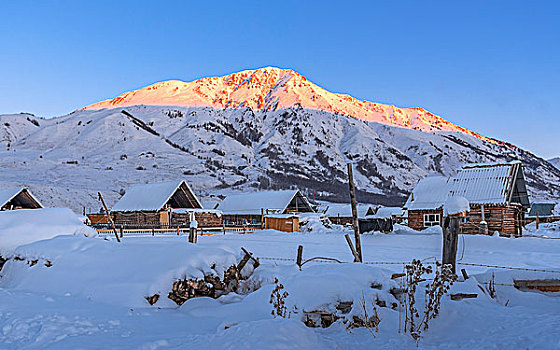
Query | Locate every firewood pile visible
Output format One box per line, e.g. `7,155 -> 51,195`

159,248 -> 260,306
167,265 -> 241,305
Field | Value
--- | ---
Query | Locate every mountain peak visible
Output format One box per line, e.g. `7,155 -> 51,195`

84,67 -> 501,145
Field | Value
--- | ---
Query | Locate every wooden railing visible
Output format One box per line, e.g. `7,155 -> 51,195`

91,223 -> 256,238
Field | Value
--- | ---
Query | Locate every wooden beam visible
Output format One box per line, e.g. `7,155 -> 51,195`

97,192 -> 121,243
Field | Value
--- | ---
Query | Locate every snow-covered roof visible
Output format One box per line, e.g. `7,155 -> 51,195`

404,176 -> 450,210
0,187 -> 43,209
217,190 -> 313,215
405,162 -> 531,211
372,207 -> 405,219
449,161 -> 529,207
112,180 -> 202,212
323,203 -> 374,218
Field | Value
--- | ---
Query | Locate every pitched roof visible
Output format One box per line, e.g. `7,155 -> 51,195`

322,203 -> 374,218
112,180 -> 202,212
372,206 -> 405,218
405,162 -> 531,211
217,190 -> 313,215
404,176 -> 450,210
528,203 -> 556,217
0,188 -> 43,209
449,161 -> 529,207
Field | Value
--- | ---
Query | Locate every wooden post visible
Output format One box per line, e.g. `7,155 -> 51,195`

347,163 -> 362,262
261,208 -> 264,229
480,205 -> 488,235
296,245 -> 304,269
97,192 -> 120,242
152,228 -> 155,236
344,234 -> 360,262
461,268 -> 469,280
119,226 -> 123,238
177,225 -> 180,236
443,216 -> 460,274
189,227 -> 197,243
536,213 -> 539,230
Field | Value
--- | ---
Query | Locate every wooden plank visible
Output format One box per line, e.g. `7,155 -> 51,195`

514,279 -> 560,293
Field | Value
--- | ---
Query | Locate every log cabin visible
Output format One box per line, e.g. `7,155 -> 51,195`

0,188 -> 43,210
109,180 -> 222,228
321,203 -> 375,225
217,189 -> 315,227
405,162 -> 530,236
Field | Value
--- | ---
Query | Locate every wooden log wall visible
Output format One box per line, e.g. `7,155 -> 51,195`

329,216 -> 353,225
112,211 -> 222,228
460,204 -> 523,237
170,212 -> 222,228
112,211 -> 160,226
407,209 -> 443,231
223,214 -> 263,226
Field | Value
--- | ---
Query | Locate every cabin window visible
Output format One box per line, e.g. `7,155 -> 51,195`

423,213 -> 441,227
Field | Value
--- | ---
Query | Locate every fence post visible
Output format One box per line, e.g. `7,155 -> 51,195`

443,216 -> 460,274
347,163 -> 362,262
189,227 -> 197,243
119,225 -> 123,238
536,213 -> 539,230
296,245 -> 304,270
152,227 -> 155,236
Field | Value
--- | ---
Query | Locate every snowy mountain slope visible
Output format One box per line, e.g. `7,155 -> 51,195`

1,105 -> 559,213
549,157 -> 560,170
0,113 -> 43,146
85,67 -> 502,145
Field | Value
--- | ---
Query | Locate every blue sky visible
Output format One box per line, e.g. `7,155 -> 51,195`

0,1 -> 558,158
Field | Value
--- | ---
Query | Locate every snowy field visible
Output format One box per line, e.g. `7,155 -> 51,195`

0,213 -> 559,349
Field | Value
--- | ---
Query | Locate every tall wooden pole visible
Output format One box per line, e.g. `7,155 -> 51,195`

347,163 -> 362,262
442,216 -> 459,273
97,192 -> 121,242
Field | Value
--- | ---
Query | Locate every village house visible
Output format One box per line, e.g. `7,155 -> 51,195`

321,203 -> 375,225
371,206 -> 406,223
107,180 -> 222,228
403,176 -> 450,229
0,188 -> 43,210
405,161 -> 530,236
216,189 -> 315,227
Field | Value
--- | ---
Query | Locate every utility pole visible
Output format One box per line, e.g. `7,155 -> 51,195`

347,163 -> 362,262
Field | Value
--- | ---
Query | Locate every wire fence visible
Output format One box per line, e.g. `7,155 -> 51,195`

254,256 -> 560,274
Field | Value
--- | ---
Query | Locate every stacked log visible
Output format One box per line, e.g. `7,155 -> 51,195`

168,265 -> 241,306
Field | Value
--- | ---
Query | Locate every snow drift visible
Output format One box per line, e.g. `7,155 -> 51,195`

0,236 -> 240,308
0,208 -> 96,257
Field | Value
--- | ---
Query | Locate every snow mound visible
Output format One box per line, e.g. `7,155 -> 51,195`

524,221 -> 560,238
249,263 -> 399,323
0,208 -> 97,257
298,213 -> 336,233
444,196 -> 470,216
0,236 -> 239,307
204,319 -> 327,350
392,223 -> 442,235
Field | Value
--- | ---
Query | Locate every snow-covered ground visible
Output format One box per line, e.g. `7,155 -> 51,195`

0,215 -> 559,349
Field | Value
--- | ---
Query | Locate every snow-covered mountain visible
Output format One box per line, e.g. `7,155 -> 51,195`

549,157 -> 560,170
1,67 -> 559,212
86,67 -> 502,145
